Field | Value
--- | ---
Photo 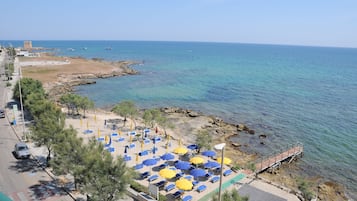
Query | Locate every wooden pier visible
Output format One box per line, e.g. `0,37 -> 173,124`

255,143 -> 303,173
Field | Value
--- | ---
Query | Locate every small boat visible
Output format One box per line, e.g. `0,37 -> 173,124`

105,47 -> 112,50
67,48 -> 75,51
81,47 -> 88,50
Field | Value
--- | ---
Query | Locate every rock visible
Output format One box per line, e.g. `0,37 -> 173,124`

187,111 -> 200,117
232,143 -> 241,147
248,129 -> 255,135
237,124 -> 247,131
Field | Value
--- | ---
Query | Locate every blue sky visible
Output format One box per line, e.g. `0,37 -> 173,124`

1,0 -> 356,48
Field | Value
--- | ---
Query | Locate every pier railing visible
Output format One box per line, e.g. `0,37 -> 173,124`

255,142 -> 303,173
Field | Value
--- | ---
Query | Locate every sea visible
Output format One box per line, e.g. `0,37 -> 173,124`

3,40 -> 357,198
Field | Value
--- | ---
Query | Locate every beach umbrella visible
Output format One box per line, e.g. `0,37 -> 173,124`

217,157 -> 232,165
159,168 -> 176,179
190,168 -> 206,179
136,154 -> 139,164
175,178 -> 193,191
175,161 -> 191,170
202,150 -> 216,157
143,158 -> 158,166
204,160 -> 220,169
161,153 -> 175,161
187,144 -> 198,150
174,147 -> 188,155
141,141 -> 144,151
124,145 -> 129,154
189,156 -> 205,165
129,135 -> 133,143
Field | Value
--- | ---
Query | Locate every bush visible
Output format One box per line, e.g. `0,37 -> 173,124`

297,177 -> 314,200
6,82 -> 11,87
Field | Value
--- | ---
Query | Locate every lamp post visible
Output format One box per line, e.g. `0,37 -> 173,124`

214,143 -> 226,201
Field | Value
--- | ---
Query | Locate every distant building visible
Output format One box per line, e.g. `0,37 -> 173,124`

24,41 -> 32,50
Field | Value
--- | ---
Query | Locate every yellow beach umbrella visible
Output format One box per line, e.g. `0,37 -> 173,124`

159,168 -> 176,179
189,156 -> 205,165
174,147 -> 188,155
129,135 -> 133,143
141,141 -> 144,151
118,130 -> 122,136
217,157 -> 232,165
175,178 -> 193,191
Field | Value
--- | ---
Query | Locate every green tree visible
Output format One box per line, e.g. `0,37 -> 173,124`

81,139 -> 133,201
78,96 -> 94,118
157,115 -> 174,137
51,126 -> 86,190
211,189 -> 249,201
13,77 -> 45,102
195,130 -> 212,153
142,108 -> 161,128
30,101 -> 65,164
112,100 -> 138,127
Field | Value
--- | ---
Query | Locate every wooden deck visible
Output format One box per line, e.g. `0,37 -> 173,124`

255,143 -> 303,173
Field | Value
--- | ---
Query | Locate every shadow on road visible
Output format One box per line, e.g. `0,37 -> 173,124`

29,180 -> 68,200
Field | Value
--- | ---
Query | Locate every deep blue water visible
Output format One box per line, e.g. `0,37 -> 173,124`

4,40 -> 357,198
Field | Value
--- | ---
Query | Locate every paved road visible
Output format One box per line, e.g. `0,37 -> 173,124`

0,50 -> 73,201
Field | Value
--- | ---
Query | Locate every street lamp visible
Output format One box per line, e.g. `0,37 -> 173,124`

214,143 -> 226,201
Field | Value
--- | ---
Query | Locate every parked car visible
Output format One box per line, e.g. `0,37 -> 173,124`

136,192 -> 156,201
13,142 -> 30,159
0,109 -> 5,118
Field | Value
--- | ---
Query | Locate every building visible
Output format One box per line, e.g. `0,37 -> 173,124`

24,41 -> 32,50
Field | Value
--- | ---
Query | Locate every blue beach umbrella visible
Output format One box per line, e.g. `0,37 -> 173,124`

187,144 -> 198,150
202,150 -> 216,157
190,168 -> 206,179
204,161 -> 220,169
175,161 -> 191,170
161,153 -> 175,161
143,158 -> 158,166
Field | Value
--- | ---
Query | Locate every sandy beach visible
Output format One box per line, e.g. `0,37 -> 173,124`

18,54 -> 348,201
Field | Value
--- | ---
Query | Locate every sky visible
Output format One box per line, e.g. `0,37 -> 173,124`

1,0 -> 357,48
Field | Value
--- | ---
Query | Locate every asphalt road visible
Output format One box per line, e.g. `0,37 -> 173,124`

0,50 -> 72,201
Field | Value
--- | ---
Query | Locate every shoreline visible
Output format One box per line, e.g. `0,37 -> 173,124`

19,54 -> 351,200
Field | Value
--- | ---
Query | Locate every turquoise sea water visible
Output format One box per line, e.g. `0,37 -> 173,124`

4,41 -> 357,198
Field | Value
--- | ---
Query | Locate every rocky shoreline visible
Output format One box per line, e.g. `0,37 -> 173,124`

20,55 -> 351,201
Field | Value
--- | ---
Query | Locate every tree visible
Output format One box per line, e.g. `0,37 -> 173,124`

112,100 -> 138,127
51,126 -> 86,190
81,139 -> 133,201
78,96 -> 94,118
211,189 -> 249,201
13,77 -> 45,102
30,101 -> 65,164
157,115 -> 174,137
195,130 -> 212,153
142,108 -> 161,128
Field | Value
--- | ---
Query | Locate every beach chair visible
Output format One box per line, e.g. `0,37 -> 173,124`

165,183 -> 175,192
192,180 -> 199,187
182,195 -> 193,201
185,175 -> 193,180
139,150 -> 149,156
144,139 -> 151,144
174,172 -> 184,180
173,190 -> 183,199
223,169 -> 233,176
129,143 -> 135,149
210,176 -> 220,183
155,180 -> 166,189
116,137 -> 125,142
134,163 -> 144,170
205,172 -> 212,179
197,185 -> 207,193
158,163 -> 167,170
124,155 -> 131,161
140,171 -> 150,179
148,175 -> 159,182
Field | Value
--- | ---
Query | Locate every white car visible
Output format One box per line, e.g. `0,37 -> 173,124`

14,142 -> 31,159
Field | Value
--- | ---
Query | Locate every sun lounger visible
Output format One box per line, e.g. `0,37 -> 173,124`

205,172 -> 212,178
192,180 -> 199,186
174,172 -> 184,180
210,176 -> 220,183
124,155 -> 131,161
144,139 -> 151,144
165,183 -> 175,192
155,180 -> 166,189
139,150 -> 149,156
148,175 -> 159,182
197,185 -> 207,193
116,137 -> 125,142
223,169 -> 233,176
111,133 -> 118,137
173,190 -> 183,199
129,143 -> 135,149
182,195 -> 193,201
134,163 -> 144,170
158,163 -> 167,169
185,175 -> 193,180
140,171 -> 150,179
